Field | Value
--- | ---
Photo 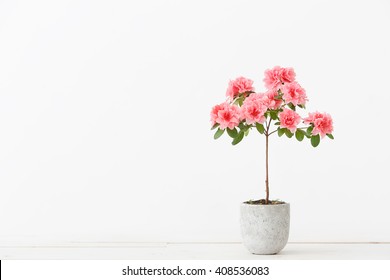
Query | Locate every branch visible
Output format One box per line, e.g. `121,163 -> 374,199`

264,117 -> 272,136
266,117 -> 272,131
268,129 -> 278,136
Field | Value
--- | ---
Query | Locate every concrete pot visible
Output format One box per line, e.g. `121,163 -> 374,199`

240,202 -> 290,255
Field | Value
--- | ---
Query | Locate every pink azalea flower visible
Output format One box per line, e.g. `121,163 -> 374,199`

304,112 -> 333,138
215,103 -> 241,130
263,66 -> 296,90
261,89 -> 283,110
226,76 -> 255,100
241,94 -> 267,124
279,109 -> 301,133
210,102 -> 227,126
281,81 -> 307,106
244,92 -> 264,103
303,112 -> 323,124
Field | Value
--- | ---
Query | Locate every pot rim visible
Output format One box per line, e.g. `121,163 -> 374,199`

241,201 -> 290,207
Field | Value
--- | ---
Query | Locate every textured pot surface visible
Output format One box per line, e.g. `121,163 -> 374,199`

240,202 -> 290,255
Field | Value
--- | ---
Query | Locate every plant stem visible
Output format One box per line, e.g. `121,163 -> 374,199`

265,132 -> 269,204
264,122 -> 309,203
265,117 -> 271,204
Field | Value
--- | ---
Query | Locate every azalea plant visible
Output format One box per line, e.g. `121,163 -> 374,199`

210,66 -> 334,204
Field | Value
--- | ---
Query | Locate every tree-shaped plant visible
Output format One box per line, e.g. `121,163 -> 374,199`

211,66 -> 334,204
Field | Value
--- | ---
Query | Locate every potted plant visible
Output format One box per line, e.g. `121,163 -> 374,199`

210,66 -> 334,255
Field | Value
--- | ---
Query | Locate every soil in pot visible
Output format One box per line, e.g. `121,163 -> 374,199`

244,199 -> 286,205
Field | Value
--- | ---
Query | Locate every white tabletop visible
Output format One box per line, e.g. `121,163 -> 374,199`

1,242 -> 389,260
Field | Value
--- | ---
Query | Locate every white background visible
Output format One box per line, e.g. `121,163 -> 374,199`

0,0 -> 389,244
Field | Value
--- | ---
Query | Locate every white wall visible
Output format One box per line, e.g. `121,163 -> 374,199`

0,0 -> 389,244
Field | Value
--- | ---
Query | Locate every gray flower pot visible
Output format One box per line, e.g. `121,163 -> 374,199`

240,202 -> 290,255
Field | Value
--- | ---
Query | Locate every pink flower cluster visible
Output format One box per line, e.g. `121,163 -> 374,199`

279,109 -> 301,133
211,66 -> 334,144
282,82 -> 307,106
210,102 -> 240,130
211,92 -> 283,128
263,66 -> 307,106
304,112 -> 333,138
264,66 -> 296,90
226,76 -> 254,100
262,90 -> 283,110
241,94 -> 267,124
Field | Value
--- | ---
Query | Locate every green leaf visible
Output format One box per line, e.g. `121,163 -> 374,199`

274,122 -> 280,125
278,127 -> 285,137
274,95 -> 283,100
287,103 -> 296,111
226,127 -> 238,138
302,130 -> 311,138
234,96 -> 244,106
244,129 -> 250,136
295,129 -> 304,141
232,131 -> 244,145
214,128 -> 224,140
285,129 -> 294,138
256,123 -> 265,134
270,111 -> 278,120
307,126 -> 313,135
311,134 -> 320,147
327,133 -> 334,139
298,104 -> 306,109
211,123 -> 219,130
